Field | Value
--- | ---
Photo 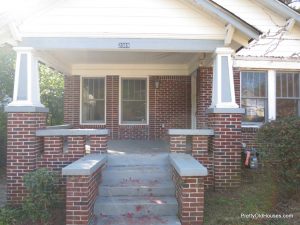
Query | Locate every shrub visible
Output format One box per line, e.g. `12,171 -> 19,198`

256,117 -> 300,195
22,168 -> 59,224
0,207 -> 19,225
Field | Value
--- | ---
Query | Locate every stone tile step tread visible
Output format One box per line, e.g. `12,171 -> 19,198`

104,165 -> 171,172
94,196 -> 178,216
95,215 -> 181,225
100,185 -> 175,197
107,154 -> 170,166
95,196 -> 177,205
101,177 -> 173,187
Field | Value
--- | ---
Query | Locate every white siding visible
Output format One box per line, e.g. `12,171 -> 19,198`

19,0 -> 225,39
214,0 -> 300,59
213,0 -> 286,33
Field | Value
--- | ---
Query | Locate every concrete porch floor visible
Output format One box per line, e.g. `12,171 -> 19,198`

107,140 -> 169,154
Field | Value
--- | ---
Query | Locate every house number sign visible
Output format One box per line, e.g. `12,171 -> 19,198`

118,42 -> 130,48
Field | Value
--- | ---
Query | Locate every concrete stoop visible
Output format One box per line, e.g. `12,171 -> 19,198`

94,154 -> 181,225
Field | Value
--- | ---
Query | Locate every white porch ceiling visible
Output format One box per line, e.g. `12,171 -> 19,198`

37,50 -> 207,76
48,50 -> 203,65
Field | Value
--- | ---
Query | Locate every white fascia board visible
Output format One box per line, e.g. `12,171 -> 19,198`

192,0 -> 260,40
19,37 -> 224,53
260,0 -> 300,24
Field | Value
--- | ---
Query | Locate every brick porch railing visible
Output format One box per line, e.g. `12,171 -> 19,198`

168,129 -> 214,189
169,153 -> 207,225
62,154 -> 107,225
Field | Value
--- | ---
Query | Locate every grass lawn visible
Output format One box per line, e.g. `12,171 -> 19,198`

204,167 -> 299,225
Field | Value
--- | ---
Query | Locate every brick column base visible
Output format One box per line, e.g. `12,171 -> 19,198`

66,165 -> 103,225
173,169 -> 205,225
208,110 -> 243,190
169,135 -> 186,153
6,112 -> 47,205
192,136 -> 214,189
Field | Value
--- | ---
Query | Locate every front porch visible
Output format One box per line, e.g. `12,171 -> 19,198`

108,140 -> 169,154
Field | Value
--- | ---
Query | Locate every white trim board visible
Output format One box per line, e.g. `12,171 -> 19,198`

19,37 -> 224,52
79,76 -> 107,126
118,76 -> 149,126
234,59 -> 300,70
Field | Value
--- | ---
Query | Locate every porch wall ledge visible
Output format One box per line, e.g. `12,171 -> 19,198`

206,108 -> 245,114
169,153 -> 208,177
5,106 -> 49,113
45,124 -> 73,129
36,128 -> 109,136
168,129 -> 214,136
62,154 -> 107,176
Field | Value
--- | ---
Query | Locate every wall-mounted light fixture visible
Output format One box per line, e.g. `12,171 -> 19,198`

154,80 -> 160,89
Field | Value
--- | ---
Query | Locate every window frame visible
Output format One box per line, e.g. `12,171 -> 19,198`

119,76 -> 149,125
276,71 -> 300,118
240,70 -> 268,125
80,76 -> 106,125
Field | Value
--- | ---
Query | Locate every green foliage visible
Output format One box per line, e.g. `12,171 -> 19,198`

39,64 -> 64,125
0,46 -> 15,100
0,207 -> 19,225
22,168 -> 59,224
256,117 -> 300,194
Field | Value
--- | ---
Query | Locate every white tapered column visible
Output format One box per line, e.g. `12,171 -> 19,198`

210,47 -> 239,109
6,47 -> 47,112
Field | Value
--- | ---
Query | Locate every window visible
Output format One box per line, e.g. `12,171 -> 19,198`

276,72 -> 300,118
241,71 -> 268,122
82,78 -> 105,123
121,78 -> 147,124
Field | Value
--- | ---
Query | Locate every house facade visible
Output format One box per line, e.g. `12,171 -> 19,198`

1,0 -> 300,225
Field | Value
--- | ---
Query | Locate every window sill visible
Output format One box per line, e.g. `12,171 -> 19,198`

241,123 -> 263,128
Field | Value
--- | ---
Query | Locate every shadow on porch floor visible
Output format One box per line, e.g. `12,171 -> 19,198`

107,140 -> 169,154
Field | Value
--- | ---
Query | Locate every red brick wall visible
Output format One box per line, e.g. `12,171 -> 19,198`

6,112 -> 47,204
208,113 -> 242,190
149,76 -> 191,140
66,165 -> 103,225
191,136 -> 214,189
196,67 -> 213,128
64,75 -> 191,140
241,127 -> 258,147
173,169 -> 205,225
64,76 -> 80,128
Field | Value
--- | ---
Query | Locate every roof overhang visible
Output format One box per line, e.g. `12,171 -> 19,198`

259,0 -> 300,24
188,0 -> 261,40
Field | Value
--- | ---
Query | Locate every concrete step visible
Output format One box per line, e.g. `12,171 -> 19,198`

100,183 -> 175,197
102,165 -> 172,184
107,153 -> 170,166
95,215 -> 181,225
94,196 -> 178,216
101,176 -> 172,187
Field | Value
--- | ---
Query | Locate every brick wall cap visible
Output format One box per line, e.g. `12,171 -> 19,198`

45,124 -> 73,129
206,107 -> 245,114
5,106 -> 49,113
168,129 -> 214,136
36,128 -> 110,136
62,154 -> 107,176
241,122 -> 262,128
169,153 -> 208,176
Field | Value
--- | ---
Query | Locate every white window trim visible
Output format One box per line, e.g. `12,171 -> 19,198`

240,70 -> 269,128
119,76 -> 149,126
80,75 -> 107,125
